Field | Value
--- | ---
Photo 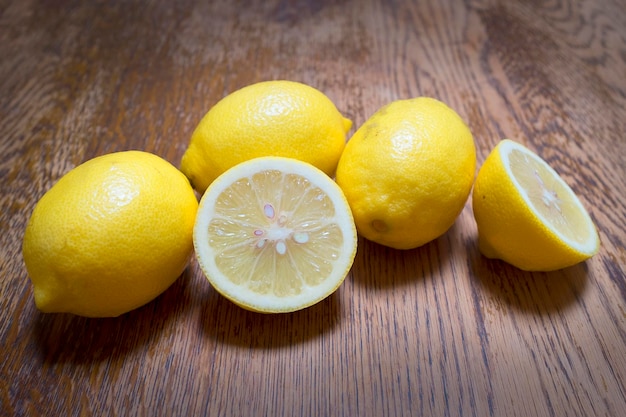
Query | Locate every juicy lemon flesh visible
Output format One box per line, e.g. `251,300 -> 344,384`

194,157 -> 357,313
508,149 -> 594,247
209,172 -> 343,295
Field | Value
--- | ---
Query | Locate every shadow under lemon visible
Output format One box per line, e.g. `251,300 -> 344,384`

31,267 -> 197,365
349,223 -> 456,289
198,274 -> 342,348
468,236 -> 589,315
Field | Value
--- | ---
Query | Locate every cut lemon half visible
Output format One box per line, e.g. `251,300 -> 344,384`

193,157 -> 357,312
472,139 -> 600,271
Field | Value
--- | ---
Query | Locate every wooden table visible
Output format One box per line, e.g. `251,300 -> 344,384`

2,0 -> 625,415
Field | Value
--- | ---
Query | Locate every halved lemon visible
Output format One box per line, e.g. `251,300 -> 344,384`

193,157 -> 357,312
472,139 -> 600,271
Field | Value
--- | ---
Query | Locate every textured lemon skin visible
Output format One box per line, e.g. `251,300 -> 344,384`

472,140 -> 599,271
180,80 -> 352,194
22,151 -> 198,317
336,97 -> 476,249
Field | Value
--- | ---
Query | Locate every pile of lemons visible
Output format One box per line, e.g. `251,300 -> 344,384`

22,80 -> 600,317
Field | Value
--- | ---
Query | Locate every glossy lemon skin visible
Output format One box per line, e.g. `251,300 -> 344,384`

22,151 -> 198,317
180,80 -> 352,194
336,97 -> 476,249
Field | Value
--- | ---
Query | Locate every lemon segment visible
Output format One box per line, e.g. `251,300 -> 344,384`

180,80 -> 352,194
472,139 -> 600,271
193,157 -> 357,313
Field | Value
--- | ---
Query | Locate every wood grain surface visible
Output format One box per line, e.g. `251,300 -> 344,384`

1,0 -> 625,416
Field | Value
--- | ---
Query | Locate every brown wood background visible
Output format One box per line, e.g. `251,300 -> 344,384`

1,0 -> 625,416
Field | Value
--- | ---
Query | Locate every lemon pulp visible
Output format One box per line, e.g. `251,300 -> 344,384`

506,147 -> 596,251
193,157 -> 357,312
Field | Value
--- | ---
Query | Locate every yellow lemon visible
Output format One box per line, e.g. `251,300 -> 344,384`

193,157 -> 357,313
335,97 -> 476,249
22,151 -> 198,317
472,139 -> 600,271
180,80 -> 352,194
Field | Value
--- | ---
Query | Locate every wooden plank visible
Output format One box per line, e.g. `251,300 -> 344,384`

1,0 -> 625,416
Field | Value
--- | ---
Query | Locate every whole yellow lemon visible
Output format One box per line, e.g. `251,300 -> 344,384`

180,80 -> 352,194
336,97 -> 476,249
22,151 -> 198,317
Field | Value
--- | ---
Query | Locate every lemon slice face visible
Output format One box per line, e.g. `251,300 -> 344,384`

505,143 -> 597,252
193,157 -> 357,312
472,139 -> 600,271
